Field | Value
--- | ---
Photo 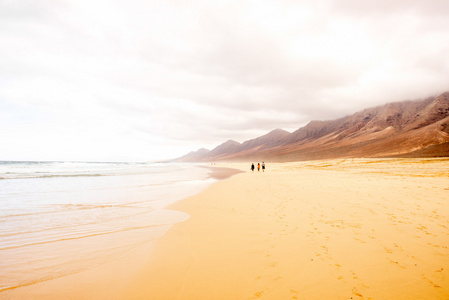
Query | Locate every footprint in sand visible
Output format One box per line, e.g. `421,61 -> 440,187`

253,291 -> 264,298
422,276 -> 442,288
352,287 -> 364,298
393,243 -> 403,251
389,260 -> 407,269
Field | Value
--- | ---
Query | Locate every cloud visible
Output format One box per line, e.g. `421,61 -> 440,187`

331,0 -> 449,17
0,0 -> 448,161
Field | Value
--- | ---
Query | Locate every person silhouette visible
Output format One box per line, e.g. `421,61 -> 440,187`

251,163 -> 255,172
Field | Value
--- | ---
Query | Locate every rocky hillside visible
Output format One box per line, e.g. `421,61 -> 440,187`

175,91 -> 449,162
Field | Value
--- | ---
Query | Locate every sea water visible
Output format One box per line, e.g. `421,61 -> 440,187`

0,161 -> 215,292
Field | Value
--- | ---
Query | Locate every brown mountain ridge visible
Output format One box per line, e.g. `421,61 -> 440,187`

175,91 -> 449,162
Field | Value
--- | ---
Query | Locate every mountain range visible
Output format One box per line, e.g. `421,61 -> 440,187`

174,91 -> 449,162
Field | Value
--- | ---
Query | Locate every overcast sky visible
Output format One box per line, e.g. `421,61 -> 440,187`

1,0 -> 448,161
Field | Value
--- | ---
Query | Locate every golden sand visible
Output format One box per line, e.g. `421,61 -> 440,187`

2,159 -> 448,299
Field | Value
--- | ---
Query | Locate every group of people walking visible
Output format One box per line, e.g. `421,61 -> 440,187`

251,162 -> 265,172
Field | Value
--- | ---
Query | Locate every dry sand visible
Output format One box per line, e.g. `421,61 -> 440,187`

2,158 -> 448,299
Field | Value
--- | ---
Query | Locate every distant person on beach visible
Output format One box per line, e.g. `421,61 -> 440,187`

262,162 -> 265,172
251,163 -> 255,172
257,163 -> 260,172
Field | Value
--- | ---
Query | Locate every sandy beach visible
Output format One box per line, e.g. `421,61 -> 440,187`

2,159 -> 448,299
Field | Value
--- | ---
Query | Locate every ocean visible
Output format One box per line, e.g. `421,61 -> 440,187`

0,161 -> 216,292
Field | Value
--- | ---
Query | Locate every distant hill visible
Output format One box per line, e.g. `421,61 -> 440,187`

174,91 -> 449,162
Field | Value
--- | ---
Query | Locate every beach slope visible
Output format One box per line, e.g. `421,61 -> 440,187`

127,159 -> 449,299
2,159 -> 448,299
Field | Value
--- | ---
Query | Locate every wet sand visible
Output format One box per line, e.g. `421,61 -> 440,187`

2,159 -> 448,299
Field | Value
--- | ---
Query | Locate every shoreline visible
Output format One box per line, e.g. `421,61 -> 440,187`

2,159 -> 448,299
0,164 -> 245,299
203,165 -> 245,180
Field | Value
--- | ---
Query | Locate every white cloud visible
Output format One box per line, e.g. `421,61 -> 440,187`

1,0 -> 448,161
